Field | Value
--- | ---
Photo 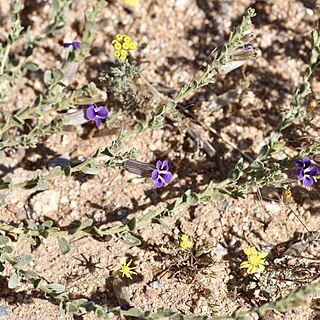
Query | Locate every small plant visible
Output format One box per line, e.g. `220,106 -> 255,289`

0,2 -> 319,320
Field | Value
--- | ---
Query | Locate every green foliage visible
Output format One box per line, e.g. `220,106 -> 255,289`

0,4 -> 319,320
99,59 -> 140,109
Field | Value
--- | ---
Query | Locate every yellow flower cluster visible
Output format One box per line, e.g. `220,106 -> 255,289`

112,34 -> 137,61
123,0 -> 138,7
180,234 -> 193,251
240,246 -> 268,274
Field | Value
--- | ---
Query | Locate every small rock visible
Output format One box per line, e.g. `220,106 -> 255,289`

264,203 -> 281,214
30,190 -> 60,216
48,157 -> 71,169
148,280 -> 164,288
60,196 -> 69,204
70,200 -> 77,208
0,305 -> 10,319
116,208 -> 129,219
215,243 -> 228,256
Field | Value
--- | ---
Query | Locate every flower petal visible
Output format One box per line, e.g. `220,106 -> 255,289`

303,176 -> 314,187
63,42 -> 72,48
161,160 -> 169,171
151,169 -> 159,180
258,252 -> 268,259
96,106 -> 108,119
95,117 -> 101,128
156,160 -> 163,171
296,168 -> 304,180
251,246 -> 257,256
240,261 -> 250,268
244,247 -> 251,256
250,266 -> 257,274
295,160 -> 304,168
305,165 -> 318,177
303,157 -> 311,168
72,41 -> 81,49
162,172 -> 172,184
86,104 -> 96,120
258,264 -> 265,271
244,43 -> 253,51
154,178 -> 163,188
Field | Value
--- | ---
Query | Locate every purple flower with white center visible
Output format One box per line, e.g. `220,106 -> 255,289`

295,157 -> 318,187
63,41 -> 81,50
152,160 -> 173,188
86,104 -> 108,128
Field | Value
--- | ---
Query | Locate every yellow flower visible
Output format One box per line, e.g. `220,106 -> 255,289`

240,246 -> 268,274
119,258 -> 137,279
180,234 -> 193,251
123,0 -> 138,7
129,42 -> 137,50
123,35 -> 131,43
112,40 -> 122,51
122,42 -> 130,50
116,34 -> 124,42
114,51 -> 121,58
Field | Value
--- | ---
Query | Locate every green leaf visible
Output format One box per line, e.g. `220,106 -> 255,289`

75,219 -> 93,232
24,62 -> 39,71
44,70 -> 53,86
42,220 -> 54,228
24,236 -> 37,246
46,283 -> 65,294
34,278 -> 43,289
8,272 -> 20,289
96,308 -> 106,318
18,269 -> 37,279
57,237 -> 71,255
228,168 -> 242,181
186,192 -> 200,205
2,246 -> 13,253
0,194 -> 6,206
66,302 -> 79,314
80,166 -> 100,175
127,218 -> 137,231
0,236 -> 10,246
63,166 -> 72,176
117,231 -> 141,246
13,254 -> 32,266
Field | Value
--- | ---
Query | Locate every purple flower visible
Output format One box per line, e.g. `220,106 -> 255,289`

152,160 -> 172,188
296,157 -> 318,187
86,104 -> 108,128
244,43 -> 253,51
63,41 -> 81,50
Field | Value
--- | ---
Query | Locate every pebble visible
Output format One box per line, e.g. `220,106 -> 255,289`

0,306 -> 9,319
148,280 -> 164,288
116,208 -> 129,219
48,157 -> 71,169
264,203 -> 281,214
215,243 -> 228,256
60,196 -> 69,204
